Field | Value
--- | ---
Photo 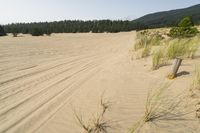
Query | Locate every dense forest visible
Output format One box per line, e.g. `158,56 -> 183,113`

1,4 -> 200,36
2,20 -> 143,35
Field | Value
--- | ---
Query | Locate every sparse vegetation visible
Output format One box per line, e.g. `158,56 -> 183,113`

152,47 -> 167,70
133,28 -> 200,70
166,37 -> 200,59
129,84 -> 192,133
74,96 -> 113,133
141,46 -> 151,58
134,31 -> 163,51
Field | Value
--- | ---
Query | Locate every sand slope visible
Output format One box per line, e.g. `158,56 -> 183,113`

0,32 -> 199,133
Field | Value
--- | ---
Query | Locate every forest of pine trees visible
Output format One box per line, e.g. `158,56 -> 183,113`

0,25 -> 6,36
1,20 -> 147,36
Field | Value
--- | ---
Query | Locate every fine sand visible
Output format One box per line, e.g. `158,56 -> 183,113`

0,32 -> 199,133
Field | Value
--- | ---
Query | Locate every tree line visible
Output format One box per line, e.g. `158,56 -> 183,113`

1,20 -> 148,36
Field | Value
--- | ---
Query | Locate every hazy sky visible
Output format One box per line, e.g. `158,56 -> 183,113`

0,0 -> 199,24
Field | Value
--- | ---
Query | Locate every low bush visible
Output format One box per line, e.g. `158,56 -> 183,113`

0,25 -> 6,36
30,28 -> 44,36
169,17 -> 199,38
169,27 -> 199,38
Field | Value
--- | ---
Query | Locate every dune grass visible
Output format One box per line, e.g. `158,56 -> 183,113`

166,37 -> 200,59
74,96 -> 113,133
134,33 -> 150,51
134,29 -> 200,70
129,84 -> 192,133
141,46 -> 151,58
152,47 -> 167,70
151,36 -> 199,70
134,31 -> 163,52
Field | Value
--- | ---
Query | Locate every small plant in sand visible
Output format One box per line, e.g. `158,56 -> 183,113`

129,84 -> 192,133
152,47 -> 167,70
74,96 -> 113,133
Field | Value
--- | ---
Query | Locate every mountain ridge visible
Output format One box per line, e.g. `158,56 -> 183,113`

133,4 -> 200,28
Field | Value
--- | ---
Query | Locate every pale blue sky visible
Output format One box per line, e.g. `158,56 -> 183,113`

0,0 -> 199,24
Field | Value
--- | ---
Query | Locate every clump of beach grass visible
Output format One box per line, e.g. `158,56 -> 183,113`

151,36 -> 199,70
166,37 -> 200,59
152,47 -> 167,70
134,31 -> 163,51
141,46 -> 151,58
74,96 -> 113,133
185,36 -> 200,59
129,84 -> 192,133
134,33 -> 150,51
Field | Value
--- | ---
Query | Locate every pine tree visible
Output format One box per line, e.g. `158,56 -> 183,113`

0,25 -> 6,36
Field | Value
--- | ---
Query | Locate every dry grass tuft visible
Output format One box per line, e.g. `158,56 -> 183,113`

74,96 -> 113,133
141,46 -> 151,58
152,47 -> 168,70
166,37 -> 200,59
129,84 -> 193,133
134,31 -> 163,52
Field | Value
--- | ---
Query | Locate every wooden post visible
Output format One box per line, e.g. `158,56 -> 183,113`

168,58 -> 183,79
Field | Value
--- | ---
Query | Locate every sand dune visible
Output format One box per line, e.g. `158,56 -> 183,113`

0,32 -> 199,133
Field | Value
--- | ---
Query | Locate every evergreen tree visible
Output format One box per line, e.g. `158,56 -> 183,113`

0,25 -> 6,36
31,28 -> 44,36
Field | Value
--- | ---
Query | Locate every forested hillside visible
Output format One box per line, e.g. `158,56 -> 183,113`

133,4 -> 200,28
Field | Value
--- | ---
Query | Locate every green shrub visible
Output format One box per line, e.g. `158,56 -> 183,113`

169,27 -> 199,38
0,25 -> 6,36
178,17 -> 194,27
31,28 -> 44,36
12,28 -> 19,37
169,17 -> 199,38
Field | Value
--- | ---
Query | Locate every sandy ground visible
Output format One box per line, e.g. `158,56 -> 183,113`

0,32 -> 200,133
